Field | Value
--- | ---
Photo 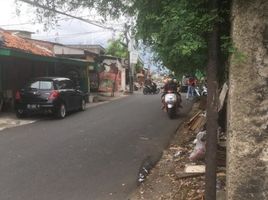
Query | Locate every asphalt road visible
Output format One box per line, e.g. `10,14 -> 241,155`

0,93 -> 192,200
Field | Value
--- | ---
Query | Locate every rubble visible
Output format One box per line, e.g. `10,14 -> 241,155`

189,131 -> 206,162
130,98 -> 227,200
185,165 -> 205,174
187,111 -> 206,133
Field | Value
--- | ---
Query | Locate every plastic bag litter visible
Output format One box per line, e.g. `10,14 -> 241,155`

138,167 -> 148,183
189,131 -> 206,161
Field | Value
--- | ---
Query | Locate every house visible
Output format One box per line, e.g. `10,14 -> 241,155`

53,43 -> 100,92
0,29 -> 90,111
67,44 -> 127,93
27,41 -> 127,94
98,55 -> 126,93
67,44 -> 105,55
6,30 -> 34,39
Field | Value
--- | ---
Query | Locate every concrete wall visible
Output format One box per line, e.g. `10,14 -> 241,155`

227,0 -> 268,199
99,58 -> 126,92
54,45 -> 84,56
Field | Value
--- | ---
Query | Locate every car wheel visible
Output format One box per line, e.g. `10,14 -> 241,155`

80,99 -> 86,111
57,103 -> 66,119
16,109 -> 26,119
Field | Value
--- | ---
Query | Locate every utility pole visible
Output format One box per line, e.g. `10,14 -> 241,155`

124,23 -> 136,93
128,51 -> 134,93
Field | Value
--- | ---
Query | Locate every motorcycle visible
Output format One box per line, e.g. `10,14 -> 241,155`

143,85 -> 160,95
163,90 -> 181,119
201,85 -> 207,96
134,82 -> 142,91
195,85 -> 207,96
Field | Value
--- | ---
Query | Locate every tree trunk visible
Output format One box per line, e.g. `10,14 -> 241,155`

205,0 -> 219,199
227,0 -> 268,199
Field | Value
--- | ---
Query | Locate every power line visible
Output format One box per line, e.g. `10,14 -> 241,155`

0,22 -> 34,27
35,30 -> 108,39
0,15 -> 98,27
18,0 -> 118,31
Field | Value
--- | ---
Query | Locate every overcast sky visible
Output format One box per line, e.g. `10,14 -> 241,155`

0,0 -> 164,72
0,0 -> 123,47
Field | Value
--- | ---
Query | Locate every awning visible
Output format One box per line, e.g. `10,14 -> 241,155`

0,47 -> 91,67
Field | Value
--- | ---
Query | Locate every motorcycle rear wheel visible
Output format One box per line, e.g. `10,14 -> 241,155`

143,89 -> 148,95
167,107 -> 176,119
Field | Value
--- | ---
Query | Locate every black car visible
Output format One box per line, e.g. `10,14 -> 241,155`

15,77 -> 87,119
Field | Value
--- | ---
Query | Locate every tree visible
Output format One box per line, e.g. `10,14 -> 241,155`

106,38 -> 128,58
134,0 -> 211,75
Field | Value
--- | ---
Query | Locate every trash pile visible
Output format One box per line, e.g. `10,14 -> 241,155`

130,83 -> 228,200
171,83 -> 228,199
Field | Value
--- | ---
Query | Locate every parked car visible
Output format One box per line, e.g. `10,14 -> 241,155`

15,77 -> 87,119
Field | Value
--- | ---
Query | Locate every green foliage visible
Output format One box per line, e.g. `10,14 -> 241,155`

135,60 -> 143,73
21,0 -> 231,78
132,0 -> 214,75
106,38 -> 128,58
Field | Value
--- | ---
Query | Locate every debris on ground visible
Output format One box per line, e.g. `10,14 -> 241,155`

130,98 -> 227,200
137,156 -> 155,184
189,131 -> 206,162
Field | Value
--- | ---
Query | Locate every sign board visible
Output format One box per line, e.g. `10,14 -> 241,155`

130,51 -> 139,64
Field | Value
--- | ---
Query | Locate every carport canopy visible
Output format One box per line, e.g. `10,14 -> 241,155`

0,47 -> 91,66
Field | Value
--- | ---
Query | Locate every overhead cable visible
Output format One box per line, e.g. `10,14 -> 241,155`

18,0 -> 117,31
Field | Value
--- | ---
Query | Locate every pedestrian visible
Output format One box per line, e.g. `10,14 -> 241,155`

186,76 -> 195,99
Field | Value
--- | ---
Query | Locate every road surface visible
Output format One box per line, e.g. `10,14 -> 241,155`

0,93 -> 192,200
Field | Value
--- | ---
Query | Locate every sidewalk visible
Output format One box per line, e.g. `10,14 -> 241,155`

89,92 -> 127,103
0,92 -> 128,132
0,112 -> 36,131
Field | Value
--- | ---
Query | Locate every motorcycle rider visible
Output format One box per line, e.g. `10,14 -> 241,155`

161,78 -> 182,109
144,78 -> 157,93
151,79 -> 157,93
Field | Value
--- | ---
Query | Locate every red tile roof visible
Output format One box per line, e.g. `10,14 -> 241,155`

0,29 -> 53,57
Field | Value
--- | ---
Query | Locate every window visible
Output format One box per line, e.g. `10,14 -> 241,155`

26,81 -> 53,90
57,80 -> 74,89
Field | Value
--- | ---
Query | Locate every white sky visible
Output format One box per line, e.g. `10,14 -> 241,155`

0,0 -> 123,47
0,0 -> 160,71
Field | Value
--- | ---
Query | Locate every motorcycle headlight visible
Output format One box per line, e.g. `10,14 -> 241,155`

165,94 -> 177,103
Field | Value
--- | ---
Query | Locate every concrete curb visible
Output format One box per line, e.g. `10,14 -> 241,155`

0,94 -> 128,131
0,116 -> 37,132
86,94 -> 128,109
